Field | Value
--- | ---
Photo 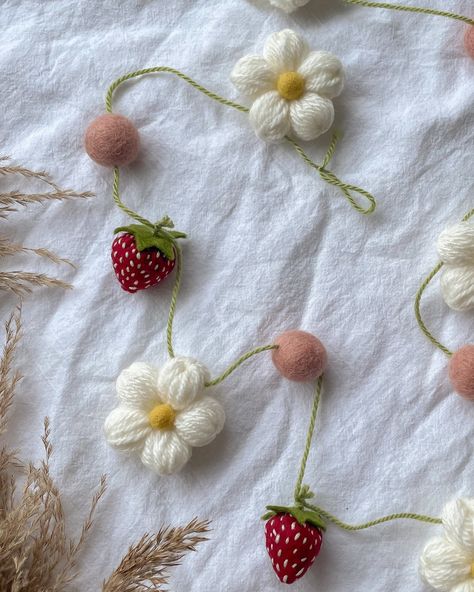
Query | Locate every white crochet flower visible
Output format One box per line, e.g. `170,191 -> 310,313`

231,29 -> 344,143
437,221 -> 474,311
266,0 -> 310,13
420,498 -> 474,592
104,357 -> 225,475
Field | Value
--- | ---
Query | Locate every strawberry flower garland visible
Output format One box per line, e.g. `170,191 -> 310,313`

231,29 -> 344,143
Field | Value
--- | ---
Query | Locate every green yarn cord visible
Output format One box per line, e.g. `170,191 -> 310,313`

105,67 -> 376,216
414,208 -> 474,357
344,0 -> 474,25
304,503 -> 442,530
165,243 -> 276,383
291,377 -> 442,532
293,376 -> 323,503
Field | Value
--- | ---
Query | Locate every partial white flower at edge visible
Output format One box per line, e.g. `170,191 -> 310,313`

437,221 -> 474,311
104,357 -> 225,475
267,0 -> 311,13
231,29 -> 344,143
420,498 -> 474,592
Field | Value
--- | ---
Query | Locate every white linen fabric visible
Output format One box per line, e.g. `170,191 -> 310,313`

1,0 -> 473,590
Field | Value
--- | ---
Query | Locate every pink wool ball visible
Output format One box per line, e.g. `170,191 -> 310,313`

272,330 -> 328,382
449,345 -> 474,400
465,27 -> 474,59
85,114 -> 139,166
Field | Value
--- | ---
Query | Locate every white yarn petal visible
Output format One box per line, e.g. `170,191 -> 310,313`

140,430 -> 192,475
442,498 -> 474,554
440,265 -> 474,311
104,407 -> 151,452
116,362 -> 160,409
289,92 -> 334,141
157,356 -> 210,410
452,581 -> 474,592
298,51 -> 345,98
231,55 -> 276,98
175,396 -> 225,448
248,91 -> 290,142
263,29 -> 309,74
438,223 -> 474,266
267,0 -> 310,12
420,535 -> 470,590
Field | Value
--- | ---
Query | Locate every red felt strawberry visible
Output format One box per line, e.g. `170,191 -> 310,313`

263,505 -> 325,585
111,216 -> 186,293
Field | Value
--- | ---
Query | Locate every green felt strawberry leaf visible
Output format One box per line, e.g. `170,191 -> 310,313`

114,221 -> 186,260
263,505 -> 326,531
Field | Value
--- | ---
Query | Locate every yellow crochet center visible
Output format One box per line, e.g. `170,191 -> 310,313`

148,403 -> 176,430
277,71 -> 305,101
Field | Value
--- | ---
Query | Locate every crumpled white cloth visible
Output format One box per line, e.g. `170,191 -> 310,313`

1,1 -> 473,590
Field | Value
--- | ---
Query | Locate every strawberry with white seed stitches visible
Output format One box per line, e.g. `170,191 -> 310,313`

111,216 -> 185,293
263,504 -> 325,584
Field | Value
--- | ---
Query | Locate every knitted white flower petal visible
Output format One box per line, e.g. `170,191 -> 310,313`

268,0 -> 310,13
437,222 -> 474,266
298,51 -> 345,99
116,362 -> 160,409
263,29 -> 309,74
452,582 -> 474,592
140,430 -> 192,475
104,407 -> 151,452
440,265 -> 474,311
157,356 -> 210,410
442,498 -> 474,554
420,536 -> 470,591
175,396 -> 225,448
289,92 -> 335,141
231,54 -> 276,98
248,91 -> 290,142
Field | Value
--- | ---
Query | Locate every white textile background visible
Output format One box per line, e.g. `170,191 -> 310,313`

1,0 -> 473,590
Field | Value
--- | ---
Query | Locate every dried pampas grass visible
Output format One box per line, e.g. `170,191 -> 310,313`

0,157 -> 93,295
0,312 -> 209,591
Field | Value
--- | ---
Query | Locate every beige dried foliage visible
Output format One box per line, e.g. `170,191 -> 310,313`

0,309 -> 209,591
0,157 -> 92,295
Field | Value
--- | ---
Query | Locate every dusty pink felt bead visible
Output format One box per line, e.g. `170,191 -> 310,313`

84,114 -> 139,166
465,27 -> 474,59
449,345 -> 474,400
272,330 -> 327,382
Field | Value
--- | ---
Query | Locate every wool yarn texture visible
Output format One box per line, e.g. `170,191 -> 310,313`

104,357 -> 225,475
231,29 -> 344,143
272,330 -> 327,382
437,221 -> 474,311
85,113 -> 140,167
449,346 -> 474,401
466,28 -> 474,58
420,498 -> 474,592
266,0 -> 310,12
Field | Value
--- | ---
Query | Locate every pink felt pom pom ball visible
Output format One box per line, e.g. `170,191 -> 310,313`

465,27 -> 474,59
449,345 -> 474,400
85,113 -> 140,167
272,330 -> 328,382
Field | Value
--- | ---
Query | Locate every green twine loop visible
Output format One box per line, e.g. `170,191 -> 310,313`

105,67 -> 376,216
414,208 -> 474,357
344,0 -> 474,26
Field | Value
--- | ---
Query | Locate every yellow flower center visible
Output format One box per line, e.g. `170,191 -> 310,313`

277,71 -> 305,101
148,403 -> 176,430
471,562 -> 474,578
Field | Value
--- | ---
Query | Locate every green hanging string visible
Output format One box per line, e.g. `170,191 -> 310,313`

105,67 -> 376,216
344,0 -> 474,26
287,377 -> 441,531
414,208 -> 474,357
